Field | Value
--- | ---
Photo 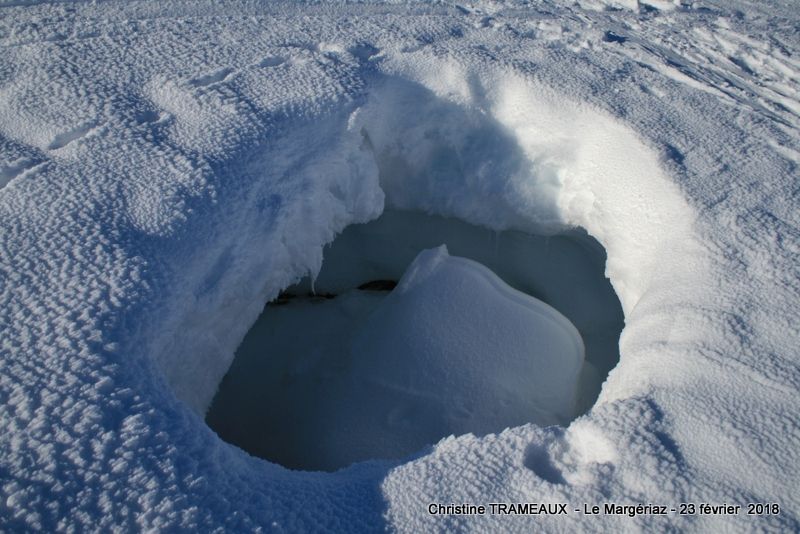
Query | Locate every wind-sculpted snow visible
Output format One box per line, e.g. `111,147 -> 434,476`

0,1 -> 798,532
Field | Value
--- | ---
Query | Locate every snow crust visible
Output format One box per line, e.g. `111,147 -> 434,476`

1,0 -> 798,531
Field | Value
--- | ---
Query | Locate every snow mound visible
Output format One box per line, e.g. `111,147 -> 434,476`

350,245 -> 584,434
317,245 -> 584,470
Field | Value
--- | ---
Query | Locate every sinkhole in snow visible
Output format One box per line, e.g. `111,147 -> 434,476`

205,210 -> 624,472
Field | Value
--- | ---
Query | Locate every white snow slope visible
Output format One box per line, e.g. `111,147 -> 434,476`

0,0 -> 798,532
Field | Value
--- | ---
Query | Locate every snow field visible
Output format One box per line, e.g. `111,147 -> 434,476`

1,1 -> 798,531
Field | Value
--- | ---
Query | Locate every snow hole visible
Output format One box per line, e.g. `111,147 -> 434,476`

206,210 -> 623,471
189,71 -> 688,472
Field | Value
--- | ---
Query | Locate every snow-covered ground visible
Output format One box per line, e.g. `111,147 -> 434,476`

1,0 -> 798,531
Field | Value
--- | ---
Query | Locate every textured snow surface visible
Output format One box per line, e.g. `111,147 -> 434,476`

1,0 -> 798,532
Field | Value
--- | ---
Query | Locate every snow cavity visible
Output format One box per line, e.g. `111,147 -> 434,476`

153,65 -> 694,471
207,211 -> 621,471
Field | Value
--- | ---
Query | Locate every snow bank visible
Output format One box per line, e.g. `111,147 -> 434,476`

150,113 -> 384,415
353,62 -> 699,319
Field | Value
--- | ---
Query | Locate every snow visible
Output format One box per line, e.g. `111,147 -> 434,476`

349,244 -> 584,433
1,0 -> 798,532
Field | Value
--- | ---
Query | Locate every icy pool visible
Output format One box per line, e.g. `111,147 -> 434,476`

207,211 -> 623,471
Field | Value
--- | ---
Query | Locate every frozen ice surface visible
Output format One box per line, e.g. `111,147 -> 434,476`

1,0 -> 799,532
